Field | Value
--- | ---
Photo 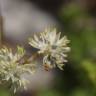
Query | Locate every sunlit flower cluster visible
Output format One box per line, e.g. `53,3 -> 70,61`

29,28 -> 70,70
0,46 -> 35,93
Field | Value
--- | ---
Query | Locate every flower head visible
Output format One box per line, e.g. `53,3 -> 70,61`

0,46 -> 35,93
29,28 -> 70,70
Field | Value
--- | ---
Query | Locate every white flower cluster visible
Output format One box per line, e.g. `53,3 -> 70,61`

29,28 -> 70,70
0,28 -> 70,93
0,46 -> 35,93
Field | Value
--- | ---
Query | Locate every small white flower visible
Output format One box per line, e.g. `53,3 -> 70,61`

0,46 -> 35,93
29,28 -> 70,70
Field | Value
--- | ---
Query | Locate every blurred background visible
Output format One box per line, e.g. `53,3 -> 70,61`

0,0 -> 96,96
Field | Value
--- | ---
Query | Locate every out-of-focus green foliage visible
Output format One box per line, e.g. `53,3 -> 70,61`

58,3 -> 96,96
0,87 -> 10,96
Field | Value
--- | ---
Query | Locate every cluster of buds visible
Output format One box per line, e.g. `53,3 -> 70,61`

0,28 -> 70,93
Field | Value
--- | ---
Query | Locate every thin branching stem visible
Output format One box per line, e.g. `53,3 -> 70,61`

17,52 -> 39,65
0,7 -> 3,46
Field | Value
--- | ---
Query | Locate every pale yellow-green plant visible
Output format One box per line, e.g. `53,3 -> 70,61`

0,46 -> 35,93
0,28 -> 70,93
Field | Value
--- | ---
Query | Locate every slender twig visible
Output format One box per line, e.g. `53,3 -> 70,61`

28,52 -> 39,62
17,52 -> 39,65
0,6 -> 3,46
